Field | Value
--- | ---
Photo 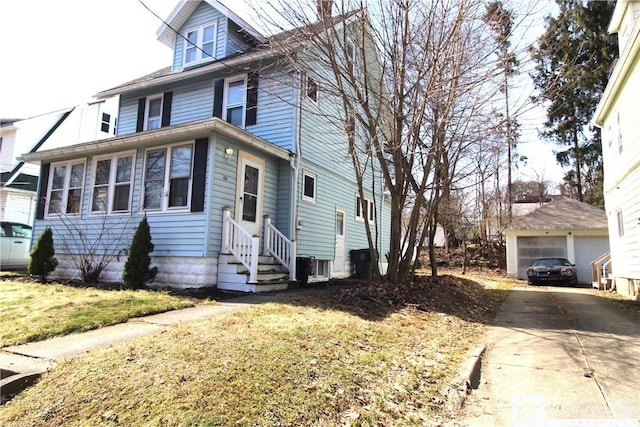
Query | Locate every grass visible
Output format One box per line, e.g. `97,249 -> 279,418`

0,271 -> 517,426
596,289 -> 640,317
0,278 -> 195,347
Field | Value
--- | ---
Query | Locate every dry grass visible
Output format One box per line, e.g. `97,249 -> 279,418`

0,271 -> 516,426
0,278 -> 194,347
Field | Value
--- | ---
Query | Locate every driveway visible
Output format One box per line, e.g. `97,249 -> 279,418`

457,285 -> 640,426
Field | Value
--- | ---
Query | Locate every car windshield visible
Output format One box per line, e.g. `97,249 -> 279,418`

532,258 -> 570,267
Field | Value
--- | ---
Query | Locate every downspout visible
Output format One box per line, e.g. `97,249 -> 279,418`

290,71 -> 302,241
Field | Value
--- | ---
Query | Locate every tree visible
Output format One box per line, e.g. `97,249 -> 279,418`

29,227 -> 58,283
256,0 -> 504,284
530,0 -> 617,206
123,216 -> 158,290
484,1 -> 519,222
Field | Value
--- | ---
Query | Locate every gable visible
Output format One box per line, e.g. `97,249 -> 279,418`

508,197 -> 608,231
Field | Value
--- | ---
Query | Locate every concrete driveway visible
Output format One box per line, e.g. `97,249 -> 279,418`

457,285 -> 640,426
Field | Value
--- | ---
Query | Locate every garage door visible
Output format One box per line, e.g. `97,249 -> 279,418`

574,236 -> 610,283
516,236 -> 567,279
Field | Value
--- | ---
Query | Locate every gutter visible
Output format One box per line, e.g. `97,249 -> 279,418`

18,117 -> 291,163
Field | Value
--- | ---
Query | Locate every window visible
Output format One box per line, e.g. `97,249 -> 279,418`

356,195 -> 374,221
91,152 -> 134,214
224,77 -> 247,127
101,113 -> 111,133
184,23 -> 216,65
145,95 -> 163,131
143,143 -> 193,211
305,74 -> 318,103
47,160 -> 85,216
617,112 -> 623,154
617,210 -> 624,237
303,171 -> 316,202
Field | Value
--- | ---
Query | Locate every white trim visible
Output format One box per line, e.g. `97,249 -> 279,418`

305,73 -> 318,104
223,74 -> 248,128
183,22 -> 217,66
89,150 -> 136,216
302,170 -> 316,203
45,159 -> 86,218
355,194 -> 374,222
144,94 -> 164,131
141,141 -> 195,213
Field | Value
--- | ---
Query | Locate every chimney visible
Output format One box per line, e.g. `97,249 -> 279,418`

318,0 -> 333,19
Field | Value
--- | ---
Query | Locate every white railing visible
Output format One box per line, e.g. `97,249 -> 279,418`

264,215 -> 296,280
221,207 -> 259,283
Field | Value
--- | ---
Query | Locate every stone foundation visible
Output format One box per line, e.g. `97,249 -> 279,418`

49,255 -> 218,288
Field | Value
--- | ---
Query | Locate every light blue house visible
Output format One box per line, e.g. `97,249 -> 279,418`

20,0 -> 390,291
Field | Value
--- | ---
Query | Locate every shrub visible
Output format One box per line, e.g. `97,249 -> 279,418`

29,228 -> 58,283
122,216 -> 157,289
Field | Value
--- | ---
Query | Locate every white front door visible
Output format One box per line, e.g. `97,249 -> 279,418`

235,151 -> 264,237
334,208 -> 346,275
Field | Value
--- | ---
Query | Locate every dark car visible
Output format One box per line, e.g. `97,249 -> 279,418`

526,257 -> 577,286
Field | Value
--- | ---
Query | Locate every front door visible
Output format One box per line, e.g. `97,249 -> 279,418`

334,208 -> 346,275
235,151 -> 264,237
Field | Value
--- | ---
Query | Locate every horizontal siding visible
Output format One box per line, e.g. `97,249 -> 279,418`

171,80 -> 215,125
117,97 -> 139,136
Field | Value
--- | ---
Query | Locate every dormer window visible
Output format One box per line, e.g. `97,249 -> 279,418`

184,23 -> 216,65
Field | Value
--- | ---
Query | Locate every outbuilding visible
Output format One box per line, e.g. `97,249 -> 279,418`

505,197 -> 609,283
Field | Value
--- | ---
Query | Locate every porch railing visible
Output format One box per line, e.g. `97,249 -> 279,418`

264,215 -> 296,280
591,252 -> 611,290
221,207 -> 259,283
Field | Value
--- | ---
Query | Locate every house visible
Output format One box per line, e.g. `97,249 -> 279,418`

504,196 -> 609,283
1,100 -> 117,226
18,0 -> 390,291
593,0 -> 640,298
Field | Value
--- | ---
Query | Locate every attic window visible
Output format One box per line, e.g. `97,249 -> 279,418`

101,113 -> 111,133
184,23 -> 216,65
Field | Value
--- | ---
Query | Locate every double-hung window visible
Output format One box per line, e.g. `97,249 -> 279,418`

48,160 -> 85,216
184,23 -> 216,65
224,77 -> 247,127
91,152 -> 135,214
145,95 -> 163,131
356,195 -> 375,222
143,143 -> 193,211
305,74 -> 318,103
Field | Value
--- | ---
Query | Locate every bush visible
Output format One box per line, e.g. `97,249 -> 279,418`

29,228 -> 59,283
122,217 -> 157,289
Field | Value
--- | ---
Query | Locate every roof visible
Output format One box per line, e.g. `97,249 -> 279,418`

507,197 -> 608,231
0,172 -> 38,192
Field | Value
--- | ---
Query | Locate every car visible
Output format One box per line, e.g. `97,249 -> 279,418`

1,221 -> 33,270
526,257 -> 577,286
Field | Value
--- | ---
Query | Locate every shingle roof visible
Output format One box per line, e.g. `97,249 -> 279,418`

507,196 -> 608,231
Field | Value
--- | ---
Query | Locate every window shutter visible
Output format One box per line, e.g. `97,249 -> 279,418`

136,98 -> 146,132
161,91 -> 173,127
36,163 -> 50,220
246,73 -> 259,126
213,79 -> 224,118
191,138 -> 208,213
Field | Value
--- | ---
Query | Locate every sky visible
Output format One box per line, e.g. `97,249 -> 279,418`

0,0 -> 565,185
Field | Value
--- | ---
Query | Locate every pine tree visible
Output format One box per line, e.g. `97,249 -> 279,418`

29,228 -> 58,283
123,217 -> 157,289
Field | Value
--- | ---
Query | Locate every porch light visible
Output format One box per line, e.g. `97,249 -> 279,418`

224,147 -> 234,159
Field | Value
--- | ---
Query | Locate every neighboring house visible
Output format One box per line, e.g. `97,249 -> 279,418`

504,197 -> 609,283
1,101 -> 117,227
593,0 -> 640,298
18,0 -> 390,291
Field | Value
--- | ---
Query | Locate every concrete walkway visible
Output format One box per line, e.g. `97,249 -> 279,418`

0,290 -> 316,401
456,285 -> 640,426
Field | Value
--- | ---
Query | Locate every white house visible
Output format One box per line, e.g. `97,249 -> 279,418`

593,0 -> 640,298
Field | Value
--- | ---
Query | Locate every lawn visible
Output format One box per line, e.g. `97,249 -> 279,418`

0,271 -> 517,426
0,277 -> 195,347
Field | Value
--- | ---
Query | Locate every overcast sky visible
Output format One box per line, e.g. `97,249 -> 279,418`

0,0 -> 564,184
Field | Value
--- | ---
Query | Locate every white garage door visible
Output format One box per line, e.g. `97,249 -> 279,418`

516,236 -> 567,279
574,236 -> 610,283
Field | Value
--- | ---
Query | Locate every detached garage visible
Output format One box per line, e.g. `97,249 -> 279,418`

505,197 -> 609,284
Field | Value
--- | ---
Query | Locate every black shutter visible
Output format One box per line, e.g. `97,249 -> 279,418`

136,98 -> 146,132
36,163 -> 50,220
161,91 -> 173,127
246,73 -> 258,126
191,138 -> 208,213
213,79 -> 224,118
